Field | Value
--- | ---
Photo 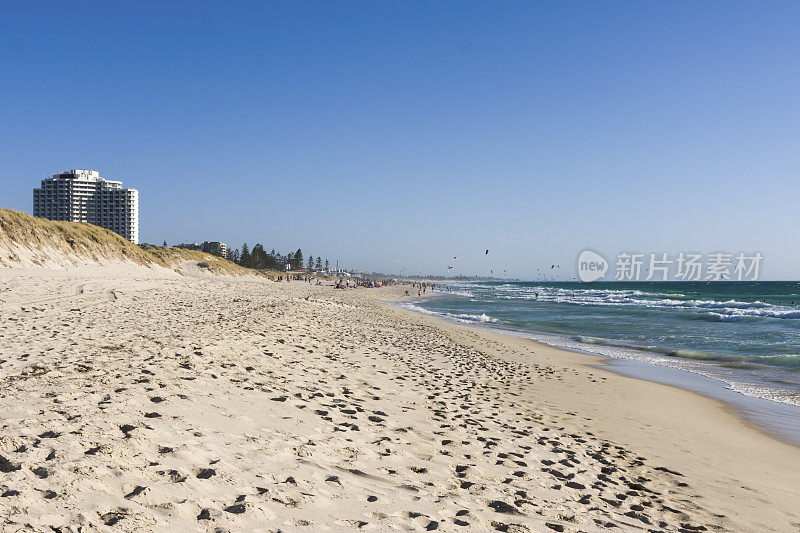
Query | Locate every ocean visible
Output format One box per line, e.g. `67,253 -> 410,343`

405,280 -> 800,443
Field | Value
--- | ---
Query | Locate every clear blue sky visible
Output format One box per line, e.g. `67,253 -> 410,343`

2,2 -> 799,279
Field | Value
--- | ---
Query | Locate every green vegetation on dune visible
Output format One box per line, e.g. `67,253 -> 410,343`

145,246 -> 269,277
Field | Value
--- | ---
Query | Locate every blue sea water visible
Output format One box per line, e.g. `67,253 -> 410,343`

407,281 -> 800,410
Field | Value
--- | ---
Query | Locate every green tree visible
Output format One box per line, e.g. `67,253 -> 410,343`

315,257 -> 322,270
240,243 -> 251,267
307,255 -> 314,270
324,258 -> 330,271
251,243 -> 267,269
266,249 -> 278,270
293,248 -> 303,270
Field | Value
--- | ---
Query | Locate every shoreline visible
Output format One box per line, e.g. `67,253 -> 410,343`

391,291 -> 800,448
383,286 -> 800,530
402,290 -> 800,448
417,281 -> 800,411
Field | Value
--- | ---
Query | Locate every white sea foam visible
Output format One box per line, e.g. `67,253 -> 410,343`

452,313 -> 498,323
434,288 -> 475,297
712,308 -> 800,319
513,331 -> 800,407
462,284 -> 800,319
400,303 -> 497,324
401,303 -> 440,316
727,382 -> 800,406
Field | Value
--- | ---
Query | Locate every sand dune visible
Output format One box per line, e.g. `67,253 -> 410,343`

1,269 -> 799,532
0,209 -> 259,278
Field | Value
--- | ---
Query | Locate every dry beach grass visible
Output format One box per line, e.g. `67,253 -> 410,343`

0,209 -> 257,276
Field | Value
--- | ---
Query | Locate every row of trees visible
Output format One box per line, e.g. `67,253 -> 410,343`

232,243 -> 330,272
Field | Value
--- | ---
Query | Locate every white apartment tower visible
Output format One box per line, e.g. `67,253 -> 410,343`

33,169 -> 139,244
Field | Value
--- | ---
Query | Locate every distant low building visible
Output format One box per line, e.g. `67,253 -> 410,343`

33,169 -> 139,243
201,241 -> 228,258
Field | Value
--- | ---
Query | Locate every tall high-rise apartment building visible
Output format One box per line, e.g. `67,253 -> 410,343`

33,169 -> 139,244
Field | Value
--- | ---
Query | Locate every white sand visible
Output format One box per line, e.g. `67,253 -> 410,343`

1,269 -> 799,532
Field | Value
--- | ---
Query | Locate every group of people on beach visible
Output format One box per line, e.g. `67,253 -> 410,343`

273,274 -> 302,282
334,278 -> 396,290
403,281 -> 435,298
270,274 -> 439,297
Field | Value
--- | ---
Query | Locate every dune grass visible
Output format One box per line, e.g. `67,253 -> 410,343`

0,209 -> 264,277
0,208 -> 155,266
147,246 -> 266,277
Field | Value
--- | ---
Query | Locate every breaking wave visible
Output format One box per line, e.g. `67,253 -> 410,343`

463,284 -> 800,320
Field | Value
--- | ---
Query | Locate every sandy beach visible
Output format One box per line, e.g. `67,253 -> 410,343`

2,268 -> 800,532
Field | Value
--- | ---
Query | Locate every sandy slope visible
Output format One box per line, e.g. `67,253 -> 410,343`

1,270 -> 799,532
